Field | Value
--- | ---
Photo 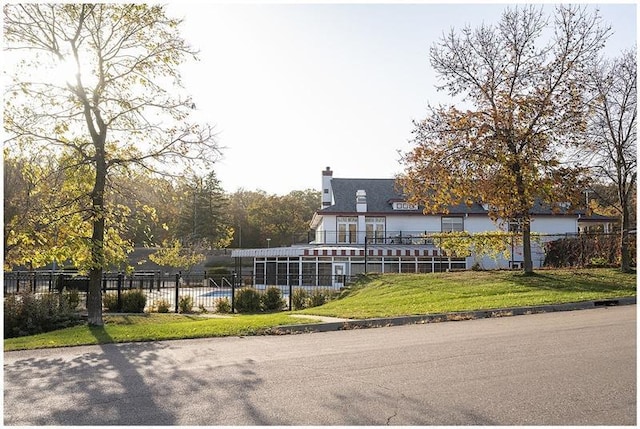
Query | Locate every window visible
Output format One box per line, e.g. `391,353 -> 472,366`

441,216 -> 464,232
509,219 -> 523,233
337,216 -> 358,243
365,217 -> 385,243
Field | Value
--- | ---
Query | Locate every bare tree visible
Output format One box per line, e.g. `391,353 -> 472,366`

585,48 -> 636,272
4,4 -> 221,325
399,5 -> 610,274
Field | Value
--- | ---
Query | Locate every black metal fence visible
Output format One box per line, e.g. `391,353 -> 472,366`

3,271 -> 348,313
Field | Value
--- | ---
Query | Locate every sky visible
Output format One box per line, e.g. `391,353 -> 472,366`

165,2 -> 637,196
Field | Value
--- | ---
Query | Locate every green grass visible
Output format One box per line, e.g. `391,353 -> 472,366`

5,268 -> 636,351
297,268 -> 636,319
4,313 -> 319,351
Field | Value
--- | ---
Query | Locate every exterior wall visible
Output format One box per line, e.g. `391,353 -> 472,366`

385,215 -> 442,233
531,216 -> 578,234
464,216 -> 496,233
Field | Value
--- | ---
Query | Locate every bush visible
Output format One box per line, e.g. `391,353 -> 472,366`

215,297 -> 232,314
544,235 -> 620,267
308,288 -> 327,308
4,292 -> 82,338
103,293 -> 120,312
63,289 -> 81,310
234,287 -> 261,313
308,288 -> 338,308
261,286 -> 284,312
156,299 -> 171,313
121,289 -> 147,313
104,289 -> 147,313
178,295 -> 194,313
291,288 -> 309,310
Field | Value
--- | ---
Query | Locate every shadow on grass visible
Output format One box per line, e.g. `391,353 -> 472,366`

88,325 -> 115,343
508,270 -> 637,295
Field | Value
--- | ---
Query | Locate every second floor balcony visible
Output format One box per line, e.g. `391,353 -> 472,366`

310,230 -> 440,246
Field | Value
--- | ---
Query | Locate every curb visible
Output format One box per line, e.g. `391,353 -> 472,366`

267,297 -> 637,334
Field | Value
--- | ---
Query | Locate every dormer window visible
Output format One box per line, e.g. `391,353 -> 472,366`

442,216 -> 464,232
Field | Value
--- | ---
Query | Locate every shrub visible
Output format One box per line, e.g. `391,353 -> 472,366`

291,288 -> 309,310
63,289 -> 81,310
215,297 -> 232,314
261,286 -> 284,312
4,292 -> 82,338
103,293 -> 120,312
156,299 -> 171,313
234,287 -> 261,313
308,288 -> 327,308
308,288 -> 338,308
544,235 -> 620,268
178,295 -> 194,313
121,289 -> 147,313
104,290 -> 147,313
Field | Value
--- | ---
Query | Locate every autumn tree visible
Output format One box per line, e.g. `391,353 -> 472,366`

398,5 -> 610,274
246,189 -> 320,247
227,189 -> 320,248
4,4 -> 220,325
584,49 -> 636,272
228,189 -> 268,248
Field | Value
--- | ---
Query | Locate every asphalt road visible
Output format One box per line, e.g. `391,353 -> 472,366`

4,305 -> 636,425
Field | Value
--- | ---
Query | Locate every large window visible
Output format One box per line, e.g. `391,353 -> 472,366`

337,216 -> 358,243
365,217 -> 385,243
441,216 -> 464,232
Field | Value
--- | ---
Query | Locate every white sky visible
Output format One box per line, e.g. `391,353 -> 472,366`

165,2 -> 636,195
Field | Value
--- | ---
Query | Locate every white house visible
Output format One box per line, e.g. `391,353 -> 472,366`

232,167 -> 615,288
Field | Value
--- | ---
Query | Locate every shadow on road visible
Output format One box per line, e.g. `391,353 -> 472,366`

4,330 -> 271,425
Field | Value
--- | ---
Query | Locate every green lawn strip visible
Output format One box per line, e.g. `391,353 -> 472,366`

4,313 -> 319,351
5,268 -> 636,351
296,268 -> 636,319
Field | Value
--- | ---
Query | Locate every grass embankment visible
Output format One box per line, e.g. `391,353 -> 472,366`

297,268 -> 636,319
4,313 -> 318,351
5,268 -> 636,351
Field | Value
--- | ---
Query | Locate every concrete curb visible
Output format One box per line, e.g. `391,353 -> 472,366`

266,297 -> 636,334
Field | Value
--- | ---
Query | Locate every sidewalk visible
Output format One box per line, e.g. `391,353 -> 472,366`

277,296 -> 636,334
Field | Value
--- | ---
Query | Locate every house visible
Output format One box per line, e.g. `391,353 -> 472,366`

231,167 -> 616,288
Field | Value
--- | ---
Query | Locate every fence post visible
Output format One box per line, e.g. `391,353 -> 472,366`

288,278 -> 293,311
231,272 -> 236,314
175,273 -> 180,313
117,273 -> 123,311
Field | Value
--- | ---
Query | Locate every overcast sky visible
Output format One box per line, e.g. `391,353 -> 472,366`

165,2 -> 637,195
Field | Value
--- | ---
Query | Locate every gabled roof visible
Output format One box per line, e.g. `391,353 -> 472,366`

318,178 -> 488,215
317,177 -> 613,219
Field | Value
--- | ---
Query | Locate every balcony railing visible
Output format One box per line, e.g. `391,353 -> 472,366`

310,230 -> 441,246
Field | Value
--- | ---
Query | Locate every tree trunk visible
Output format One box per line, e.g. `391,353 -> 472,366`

620,202 -> 632,273
522,222 -> 534,275
87,142 -> 108,326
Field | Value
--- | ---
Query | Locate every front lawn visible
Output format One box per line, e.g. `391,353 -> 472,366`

296,268 -> 636,319
4,313 -> 319,351
5,268 -> 635,351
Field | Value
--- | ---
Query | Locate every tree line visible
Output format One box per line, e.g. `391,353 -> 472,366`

4,155 -> 321,269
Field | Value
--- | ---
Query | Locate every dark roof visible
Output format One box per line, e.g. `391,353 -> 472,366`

318,177 -> 608,218
318,178 -> 487,215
